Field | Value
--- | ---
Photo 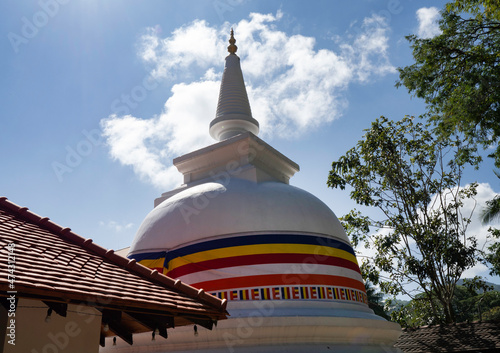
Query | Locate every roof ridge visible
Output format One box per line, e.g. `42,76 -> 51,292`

0,196 -> 227,313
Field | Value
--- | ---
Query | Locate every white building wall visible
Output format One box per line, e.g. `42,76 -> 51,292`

2,298 -> 101,353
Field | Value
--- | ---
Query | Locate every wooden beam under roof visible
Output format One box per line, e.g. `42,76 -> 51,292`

125,311 -> 173,339
99,308 -> 133,346
184,315 -> 215,330
107,320 -> 133,346
43,300 -> 67,317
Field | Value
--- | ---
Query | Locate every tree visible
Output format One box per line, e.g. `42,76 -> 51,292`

480,170 -> 500,276
328,116 -> 481,324
481,171 -> 500,224
365,281 -> 390,320
397,3 -> 500,166
446,0 -> 500,21
390,284 -> 500,327
389,293 -> 445,328
484,227 -> 500,276
397,0 -> 500,287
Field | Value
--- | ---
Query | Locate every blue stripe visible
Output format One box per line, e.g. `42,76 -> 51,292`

166,234 -> 354,261
128,250 -> 166,261
129,234 -> 355,264
130,234 -> 354,262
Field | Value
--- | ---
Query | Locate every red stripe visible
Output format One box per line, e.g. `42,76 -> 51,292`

191,274 -> 366,292
167,253 -> 360,278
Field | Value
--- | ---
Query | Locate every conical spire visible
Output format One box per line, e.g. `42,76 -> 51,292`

209,30 -> 259,141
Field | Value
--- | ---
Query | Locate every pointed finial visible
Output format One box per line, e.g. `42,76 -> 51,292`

228,28 -> 237,54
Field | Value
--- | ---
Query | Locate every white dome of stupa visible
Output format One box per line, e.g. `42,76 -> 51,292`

128,175 -> 369,311
129,179 -> 350,256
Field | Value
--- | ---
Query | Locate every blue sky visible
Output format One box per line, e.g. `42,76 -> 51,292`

1,1 -> 498,282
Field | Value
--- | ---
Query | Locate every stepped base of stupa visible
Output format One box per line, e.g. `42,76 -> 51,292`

102,301 -> 401,352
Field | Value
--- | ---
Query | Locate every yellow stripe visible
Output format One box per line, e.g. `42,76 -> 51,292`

167,244 -> 357,271
139,258 -> 165,269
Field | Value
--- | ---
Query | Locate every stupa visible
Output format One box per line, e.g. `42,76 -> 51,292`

110,30 -> 401,352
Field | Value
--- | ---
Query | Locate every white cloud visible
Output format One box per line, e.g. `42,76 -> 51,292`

101,80 -> 219,188
416,7 -> 441,38
101,11 -> 395,190
99,220 -> 135,233
139,20 -> 223,80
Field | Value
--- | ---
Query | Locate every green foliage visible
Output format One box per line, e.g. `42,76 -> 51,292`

485,227 -> 500,276
447,0 -> 500,20
481,196 -> 500,224
397,5 -> 500,166
390,286 -> 500,328
480,171 -> 500,276
328,116 -> 481,323
481,171 -> 500,224
389,294 -> 443,328
483,305 -> 500,321
365,281 -> 390,320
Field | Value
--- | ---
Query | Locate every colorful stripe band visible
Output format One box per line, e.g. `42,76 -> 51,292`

167,251 -> 360,278
131,234 -> 364,298
166,234 -> 356,259
210,285 -> 368,304
130,234 -> 355,263
132,234 -> 358,275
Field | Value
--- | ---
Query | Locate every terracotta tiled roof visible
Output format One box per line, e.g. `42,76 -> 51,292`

0,197 -> 227,345
395,321 -> 500,353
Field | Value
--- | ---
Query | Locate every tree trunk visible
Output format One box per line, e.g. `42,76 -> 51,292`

442,299 -> 456,324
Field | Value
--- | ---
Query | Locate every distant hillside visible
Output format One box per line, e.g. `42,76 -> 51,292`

457,279 -> 500,292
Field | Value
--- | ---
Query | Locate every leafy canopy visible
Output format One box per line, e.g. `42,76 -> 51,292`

328,116 -> 481,323
447,0 -> 500,21
485,227 -> 500,276
397,4 -> 500,166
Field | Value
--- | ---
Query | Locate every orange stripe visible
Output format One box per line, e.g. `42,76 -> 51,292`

191,274 -> 365,292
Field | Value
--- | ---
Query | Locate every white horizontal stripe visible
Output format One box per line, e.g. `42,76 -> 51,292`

175,263 -> 363,286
